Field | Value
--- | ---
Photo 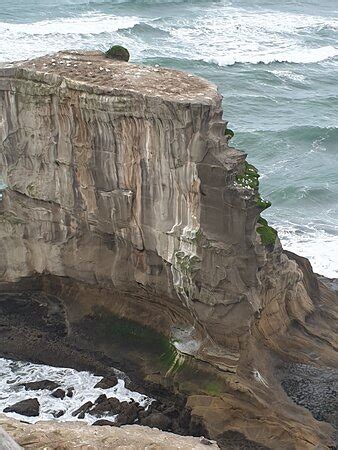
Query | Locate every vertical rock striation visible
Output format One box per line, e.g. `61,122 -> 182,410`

0,51 -> 337,449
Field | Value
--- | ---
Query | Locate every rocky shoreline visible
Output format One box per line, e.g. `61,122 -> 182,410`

1,276 -> 336,449
0,288 -> 208,438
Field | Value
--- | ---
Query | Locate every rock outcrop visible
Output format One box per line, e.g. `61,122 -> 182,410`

0,415 -> 219,449
0,51 -> 337,449
3,398 -> 40,417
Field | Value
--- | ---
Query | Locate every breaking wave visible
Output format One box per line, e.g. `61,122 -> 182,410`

204,46 -> 338,67
0,13 -> 141,36
276,221 -> 338,278
0,358 -> 152,424
0,12 -> 144,61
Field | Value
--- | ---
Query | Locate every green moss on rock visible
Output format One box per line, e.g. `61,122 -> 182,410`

224,128 -> 234,139
257,217 -> 277,246
236,162 -> 272,211
95,314 -> 182,374
236,161 -> 276,246
236,162 -> 260,190
256,197 -> 272,210
105,45 -> 130,62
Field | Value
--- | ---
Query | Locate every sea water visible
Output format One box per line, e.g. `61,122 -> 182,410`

0,0 -> 337,277
0,357 -> 152,423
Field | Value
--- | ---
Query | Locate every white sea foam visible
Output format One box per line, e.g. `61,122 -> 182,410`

161,8 -> 338,66
0,13 -> 144,62
204,46 -> 338,66
0,13 -> 140,35
276,223 -> 338,278
0,358 -> 152,424
270,70 -> 307,83
1,7 -> 337,65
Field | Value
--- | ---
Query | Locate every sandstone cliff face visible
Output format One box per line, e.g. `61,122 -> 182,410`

0,51 -> 336,449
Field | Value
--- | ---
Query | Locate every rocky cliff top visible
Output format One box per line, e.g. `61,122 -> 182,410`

0,415 -> 219,449
0,50 -> 218,105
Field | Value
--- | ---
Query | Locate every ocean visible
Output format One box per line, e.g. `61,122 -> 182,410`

0,357 -> 152,424
0,0 -> 337,277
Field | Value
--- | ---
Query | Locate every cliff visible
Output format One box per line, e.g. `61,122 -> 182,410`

0,51 -> 337,449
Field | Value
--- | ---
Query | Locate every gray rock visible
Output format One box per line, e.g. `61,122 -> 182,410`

71,401 -> 93,418
90,397 -> 122,417
92,419 -> 116,427
140,412 -> 171,431
20,380 -> 60,391
51,388 -> 65,399
94,375 -> 118,390
66,387 -> 74,398
4,398 -> 40,417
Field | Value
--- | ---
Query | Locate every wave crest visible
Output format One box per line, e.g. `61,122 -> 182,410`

0,12 -> 141,36
205,46 -> 338,66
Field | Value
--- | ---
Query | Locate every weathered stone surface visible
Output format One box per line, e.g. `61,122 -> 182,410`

3,398 -> 40,417
0,414 -> 219,449
0,51 -> 337,449
71,401 -> 93,418
0,426 -> 22,450
89,397 -> 123,417
66,387 -> 74,398
20,380 -> 60,391
140,412 -> 171,431
51,388 -> 65,399
94,374 -> 118,389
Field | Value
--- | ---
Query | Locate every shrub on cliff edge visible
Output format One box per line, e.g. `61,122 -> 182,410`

105,45 -> 130,62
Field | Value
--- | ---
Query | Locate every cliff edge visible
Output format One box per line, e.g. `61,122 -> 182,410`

0,51 -> 337,449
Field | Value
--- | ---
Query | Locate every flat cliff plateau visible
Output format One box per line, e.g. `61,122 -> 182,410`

0,51 -> 337,449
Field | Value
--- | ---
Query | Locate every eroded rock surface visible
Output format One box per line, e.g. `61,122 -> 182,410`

0,415 -> 219,449
0,51 -> 337,449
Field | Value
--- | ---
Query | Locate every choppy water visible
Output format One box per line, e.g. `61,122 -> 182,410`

0,357 -> 152,423
0,0 -> 337,276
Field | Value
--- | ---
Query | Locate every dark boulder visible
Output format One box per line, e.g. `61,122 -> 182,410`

51,388 -> 65,399
95,394 -> 107,405
89,397 -> 122,417
53,410 -> 65,418
94,374 -> 118,389
115,402 -> 140,426
20,380 -> 60,391
71,401 -> 93,417
162,405 -> 180,419
4,398 -> 40,417
139,412 -> 171,431
66,387 -> 74,398
92,419 -> 117,426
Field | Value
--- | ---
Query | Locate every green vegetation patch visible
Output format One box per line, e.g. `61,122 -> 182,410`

256,197 -> 271,210
203,380 -> 223,396
236,161 -> 276,246
236,162 -> 260,190
224,128 -> 234,139
236,162 -> 272,211
257,217 -> 277,246
105,45 -> 130,62
97,314 -> 182,373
